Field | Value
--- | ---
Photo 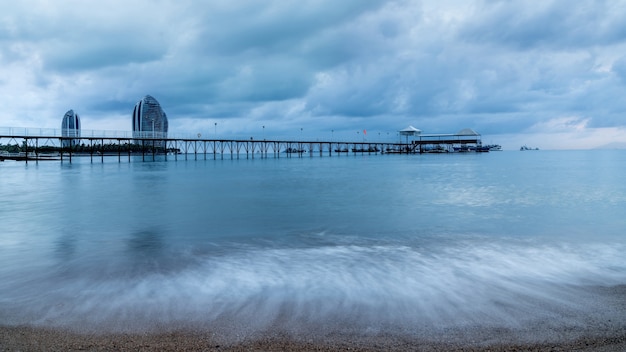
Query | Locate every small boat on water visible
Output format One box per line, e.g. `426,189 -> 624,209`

422,145 -> 449,153
351,147 -> 380,153
485,144 -> 502,151
284,148 -> 306,154
520,145 -> 539,151
0,152 -> 60,161
453,146 -> 472,152
452,145 -> 490,153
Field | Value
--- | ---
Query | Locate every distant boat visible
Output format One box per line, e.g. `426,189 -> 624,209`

0,152 -> 60,161
382,148 -> 403,154
452,145 -> 490,153
520,145 -> 539,151
423,145 -> 449,153
351,147 -> 379,153
453,146 -> 472,152
284,148 -> 306,154
485,144 -> 502,151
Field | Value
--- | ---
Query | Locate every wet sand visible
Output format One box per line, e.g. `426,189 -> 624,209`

2,325 -> 625,351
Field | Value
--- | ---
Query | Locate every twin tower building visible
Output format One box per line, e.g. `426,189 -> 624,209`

61,95 -> 169,147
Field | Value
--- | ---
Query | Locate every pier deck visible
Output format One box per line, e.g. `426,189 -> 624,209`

0,130 -> 482,163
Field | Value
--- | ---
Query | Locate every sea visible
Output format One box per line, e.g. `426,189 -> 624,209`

1,150 -> 625,342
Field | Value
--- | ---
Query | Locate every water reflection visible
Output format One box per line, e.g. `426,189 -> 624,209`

124,227 -> 189,277
127,228 -> 164,255
54,232 -> 76,261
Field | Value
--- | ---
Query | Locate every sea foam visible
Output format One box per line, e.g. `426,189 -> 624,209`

2,235 -> 624,337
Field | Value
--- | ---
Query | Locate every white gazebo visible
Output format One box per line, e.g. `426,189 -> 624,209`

456,128 -> 480,136
399,126 -> 422,143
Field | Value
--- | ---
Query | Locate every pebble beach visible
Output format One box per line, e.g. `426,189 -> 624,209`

2,324 -> 626,351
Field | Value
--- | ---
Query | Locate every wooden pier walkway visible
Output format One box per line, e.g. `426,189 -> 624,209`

0,131 -> 482,163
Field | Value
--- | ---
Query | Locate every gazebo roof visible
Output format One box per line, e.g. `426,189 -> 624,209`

456,128 -> 480,136
399,126 -> 422,135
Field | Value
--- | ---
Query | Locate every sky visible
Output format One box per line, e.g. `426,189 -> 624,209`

1,0 -> 626,149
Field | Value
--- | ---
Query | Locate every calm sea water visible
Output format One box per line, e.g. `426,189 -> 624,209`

1,151 -> 625,337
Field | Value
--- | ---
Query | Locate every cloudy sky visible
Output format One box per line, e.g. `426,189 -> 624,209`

2,0 -> 626,149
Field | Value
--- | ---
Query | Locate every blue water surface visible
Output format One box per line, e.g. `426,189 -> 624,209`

1,150 -> 625,335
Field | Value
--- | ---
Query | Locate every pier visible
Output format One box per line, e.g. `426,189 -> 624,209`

0,128 -> 483,163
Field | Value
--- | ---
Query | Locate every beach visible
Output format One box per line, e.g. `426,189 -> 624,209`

2,324 -> 626,351
3,284 -> 626,351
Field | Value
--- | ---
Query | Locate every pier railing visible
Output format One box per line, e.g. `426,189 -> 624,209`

0,127 -> 482,144
1,126 -> 483,163
0,127 -> 391,142
1,127 -> 177,139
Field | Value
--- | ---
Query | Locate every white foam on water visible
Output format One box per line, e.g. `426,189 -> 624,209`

3,236 -> 625,337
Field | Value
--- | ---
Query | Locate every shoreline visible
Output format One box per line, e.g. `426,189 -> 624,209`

3,285 -> 626,351
2,325 -> 626,351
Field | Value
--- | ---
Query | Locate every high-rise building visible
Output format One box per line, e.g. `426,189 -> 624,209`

61,109 -> 81,148
132,95 -> 168,143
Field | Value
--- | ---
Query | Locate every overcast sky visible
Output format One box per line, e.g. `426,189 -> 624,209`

2,0 -> 626,149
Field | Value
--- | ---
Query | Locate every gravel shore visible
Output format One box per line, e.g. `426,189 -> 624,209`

2,325 -> 625,351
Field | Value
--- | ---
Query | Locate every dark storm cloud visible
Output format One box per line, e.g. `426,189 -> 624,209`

44,42 -> 165,72
2,0 -> 626,148
172,0 -> 392,107
193,1 -> 386,56
460,0 -> 626,49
